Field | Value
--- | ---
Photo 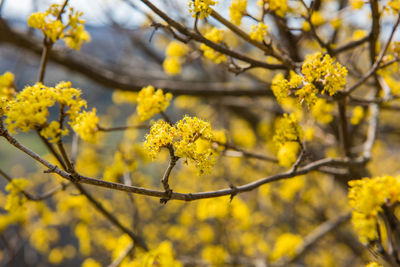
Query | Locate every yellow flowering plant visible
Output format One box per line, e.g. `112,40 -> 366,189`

1,0 -> 400,266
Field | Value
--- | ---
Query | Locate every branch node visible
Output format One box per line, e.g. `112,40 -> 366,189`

229,183 -> 237,202
160,189 -> 173,204
44,165 -> 57,173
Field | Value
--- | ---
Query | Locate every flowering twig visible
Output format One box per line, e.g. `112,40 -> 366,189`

0,168 -> 69,201
0,124 -> 368,201
139,0 -> 286,71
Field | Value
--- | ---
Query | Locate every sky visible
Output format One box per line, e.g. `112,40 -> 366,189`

2,0 -> 147,26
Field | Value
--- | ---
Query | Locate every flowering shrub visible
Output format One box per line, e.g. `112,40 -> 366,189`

0,0 -> 400,266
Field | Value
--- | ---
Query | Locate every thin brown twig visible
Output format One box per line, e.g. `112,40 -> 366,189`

0,168 -> 68,201
217,141 -> 278,163
160,146 -> 179,204
278,212 -> 352,266
209,9 -> 291,67
0,124 -> 367,201
0,21 -> 275,97
345,15 -> 400,95
97,124 -> 150,132
37,0 -> 69,83
139,0 -> 286,70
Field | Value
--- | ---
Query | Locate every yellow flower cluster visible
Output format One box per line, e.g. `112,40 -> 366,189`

270,233 -> 302,261
40,121 -> 69,143
350,0 -> 364,9
144,116 -> 219,174
301,52 -> 348,97
348,175 -> 400,243
30,227 -> 59,253
311,98 -> 334,124
136,85 -> 173,121
350,106 -> 365,125
163,41 -> 188,76
174,116 -> 216,174
386,0 -> 400,13
302,11 -> 325,32
112,90 -> 137,105
202,245 -> 228,266
144,120 -> 175,160
229,0 -> 247,26
271,72 -> 302,104
5,178 -> 29,211
277,141 -> 300,167
5,83 -> 57,133
250,22 -> 268,42
273,113 -> 303,146
4,81 -> 99,143
131,241 -> 183,266
271,52 -> 347,108
365,262 -> 383,267
0,71 -> 16,112
71,108 -> 99,143
188,0 -> 217,18
200,27 -> 227,64
27,4 -> 90,50
273,113 -> 303,167
261,0 -> 288,17
81,258 -> 101,267
103,149 -> 137,182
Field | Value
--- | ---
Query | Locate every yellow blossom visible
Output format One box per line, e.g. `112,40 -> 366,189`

310,11 -> 325,26
351,0 -> 364,9
4,81 -> 88,138
130,241 -> 182,266
265,0 -> 288,17
27,3 -> 90,49
188,0 -> 217,18
166,41 -> 187,57
299,52 -> 347,107
54,81 -> 87,120
250,22 -> 268,42
174,116 -> 216,174
48,247 -> 64,265
136,85 -> 172,121
30,228 -> 59,253
163,57 -> 182,76
112,90 -> 137,105
0,71 -> 16,112
202,245 -> 228,266
71,108 -> 99,143
388,0 -> 400,13
144,120 -> 175,160
5,83 -> 56,133
64,25 -> 91,50
75,223 -> 91,255
271,73 -> 290,103
270,233 -> 302,261
5,178 -> 29,211
229,0 -> 247,26
311,98 -> 334,124
40,121 -> 69,143
200,28 -> 226,64
273,113 -> 303,146
103,150 -> 137,182
365,262 -> 383,267
81,258 -> 102,267
277,141 -> 300,167
330,18 -> 342,29
144,116 -> 219,175
352,29 -> 367,40
350,106 -> 364,125
348,175 -> 400,243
